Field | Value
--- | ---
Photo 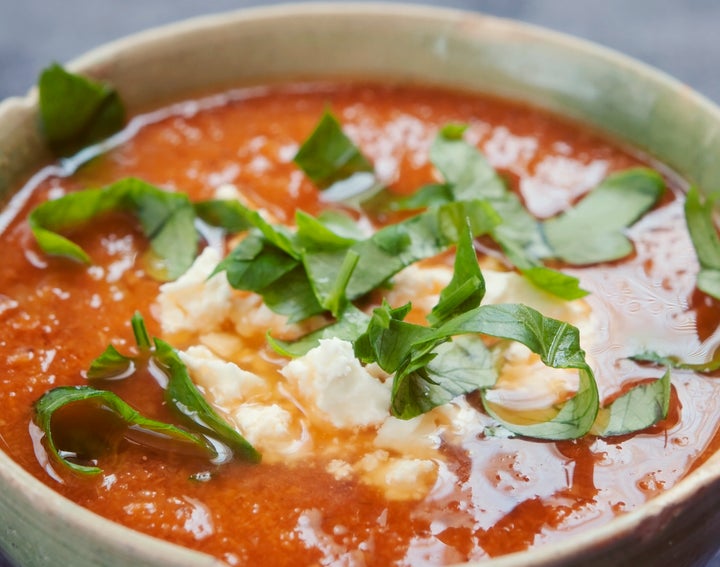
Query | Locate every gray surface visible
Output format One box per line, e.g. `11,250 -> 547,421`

0,1 -> 718,566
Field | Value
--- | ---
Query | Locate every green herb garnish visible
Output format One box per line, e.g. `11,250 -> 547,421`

34,386 -> 214,476
591,370 -> 671,437
631,349 -> 720,373
293,109 -> 380,204
685,186 -> 720,300
29,178 -> 198,280
542,168 -> 666,265
86,312 -> 260,466
38,63 -> 125,157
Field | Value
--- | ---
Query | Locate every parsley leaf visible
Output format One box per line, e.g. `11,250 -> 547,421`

38,63 -> 125,157
685,186 -> 720,299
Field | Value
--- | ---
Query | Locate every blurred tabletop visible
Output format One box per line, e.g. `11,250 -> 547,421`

0,0 -> 718,566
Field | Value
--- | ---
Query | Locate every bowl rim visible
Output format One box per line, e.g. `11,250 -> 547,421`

1,3 -> 720,566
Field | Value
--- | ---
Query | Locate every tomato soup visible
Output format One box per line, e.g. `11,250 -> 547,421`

1,83 -> 718,566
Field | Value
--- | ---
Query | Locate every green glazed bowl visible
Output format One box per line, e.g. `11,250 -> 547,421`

1,4 -> 720,567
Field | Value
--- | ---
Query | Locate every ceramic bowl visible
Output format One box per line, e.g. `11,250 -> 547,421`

1,4 -> 720,567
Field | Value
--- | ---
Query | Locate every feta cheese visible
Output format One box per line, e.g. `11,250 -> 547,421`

355,450 -> 438,501
179,345 -> 265,406
326,459 -> 354,481
374,413 -> 443,457
154,247 -> 232,335
231,403 -> 299,456
229,293 -> 303,341
280,338 -> 391,428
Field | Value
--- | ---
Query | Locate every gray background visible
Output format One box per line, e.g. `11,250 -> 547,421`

0,0 -> 719,566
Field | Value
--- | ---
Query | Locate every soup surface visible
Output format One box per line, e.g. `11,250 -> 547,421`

1,83 -> 719,566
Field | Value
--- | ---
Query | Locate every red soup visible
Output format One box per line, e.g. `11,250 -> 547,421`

1,83 -> 718,566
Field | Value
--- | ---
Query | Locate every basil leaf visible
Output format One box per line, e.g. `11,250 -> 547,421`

591,370 -> 671,437
34,386 -> 213,475
323,250 -> 360,317
88,312 -> 260,464
427,125 -> 589,299
355,300 -> 436,373
194,199 -> 254,233
295,210 -> 359,251
38,63 -> 125,156
197,199 -> 296,257
368,183 -> 454,212
86,345 -> 134,381
259,264 -> 326,323
28,178 -> 198,280
315,210 -> 367,240
631,349 -> 720,373
430,125 -> 551,259
500,238 -> 588,300
427,222 -> 485,326
155,338 -> 261,463
520,266 -> 588,301
685,186 -> 720,299
391,335 -> 496,419
215,233 -> 299,292
294,109 -> 380,204
268,305 -> 370,358
433,304 -> 598,439
542,168 -> 665,265
389,354 -> 442,419
131,311 -> 152,350
425,335 -> 497,391
299,200 -> 498,311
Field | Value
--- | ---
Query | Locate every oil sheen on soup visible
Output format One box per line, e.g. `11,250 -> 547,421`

1,83 -> 718,567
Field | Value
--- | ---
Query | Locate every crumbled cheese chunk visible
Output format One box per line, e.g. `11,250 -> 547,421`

198,332 -> 245,360
179,345 -> 265,405
281,338 -> 391,428
374,413 -> 444,457
231,403 -> 298,455
154,247 -> 232,335
355,450 -> 438,500
326,459 -> 354,481
229,292 -> 303,341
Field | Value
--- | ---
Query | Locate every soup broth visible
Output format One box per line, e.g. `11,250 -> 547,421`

1,83 -> 718,566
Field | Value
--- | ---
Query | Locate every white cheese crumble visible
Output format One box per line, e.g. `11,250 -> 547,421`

155,247 -> 232,336
229,403 -> 298,455
281,338 -> 392,428
178,345 -> 266,405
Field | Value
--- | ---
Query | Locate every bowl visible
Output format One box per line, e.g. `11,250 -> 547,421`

1,3 -> 720,567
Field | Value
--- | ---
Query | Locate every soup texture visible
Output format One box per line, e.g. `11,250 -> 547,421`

1,83 -> 719,567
